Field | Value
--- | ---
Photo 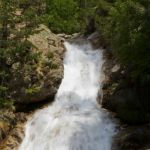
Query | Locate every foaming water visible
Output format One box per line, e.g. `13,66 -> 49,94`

19,41 -> 116,150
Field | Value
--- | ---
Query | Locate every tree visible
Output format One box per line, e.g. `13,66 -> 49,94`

109,0 -> 150,82
94,0 -> 150,83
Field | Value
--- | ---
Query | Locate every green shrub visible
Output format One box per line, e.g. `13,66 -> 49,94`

25,86 -> 41,95
44,0 -> 80,33
95,0 -> 150,83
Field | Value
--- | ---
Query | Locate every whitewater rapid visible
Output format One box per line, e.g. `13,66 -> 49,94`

19,41 -> 116,150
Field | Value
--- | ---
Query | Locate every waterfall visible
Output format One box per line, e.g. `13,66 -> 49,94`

19,41 -> 116,150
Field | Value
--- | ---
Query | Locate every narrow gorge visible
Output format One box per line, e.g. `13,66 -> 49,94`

19,40 -> 117,150
0,1 -> 149,149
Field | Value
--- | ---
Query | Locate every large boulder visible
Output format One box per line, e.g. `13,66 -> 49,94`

10,25 -> 65,104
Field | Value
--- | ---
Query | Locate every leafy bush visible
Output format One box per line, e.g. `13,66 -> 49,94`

110,1 -> 150,82
95,0 -> 150,83
25,87 -> 41,95
45,0 -> 80,33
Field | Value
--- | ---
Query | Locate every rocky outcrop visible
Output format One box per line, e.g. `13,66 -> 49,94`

57,33 -> 81,40
101,48 -> 150,150
11,25 -> 65,104
101,48 -> 150,124
87,32 -> 101,49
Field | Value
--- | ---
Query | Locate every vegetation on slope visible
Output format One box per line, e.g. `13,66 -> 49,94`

0,0 -> 150,123
87,0 -> 150,123
0,0 -> 63,109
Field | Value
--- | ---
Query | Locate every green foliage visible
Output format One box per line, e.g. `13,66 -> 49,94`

94,0 -> 150,83
75,0 -> 100,32
44,0 -> 80,33
42,58 -> 58,69
91,0 -> 150,123
0,98 -> 15,109
0,0 -> 149,114
25,86 -> 41,95
109,1 -> 150,82
0,86 -> 8,92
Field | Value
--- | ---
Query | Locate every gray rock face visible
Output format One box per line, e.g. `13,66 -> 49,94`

87,32 -> 101,49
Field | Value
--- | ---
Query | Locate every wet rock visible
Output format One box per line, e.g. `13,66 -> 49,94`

72,33 -> 81,39
87,32 -> 101,49
57,33 -> 80,40
57,33 -> 72,39
111,65 -> 120,73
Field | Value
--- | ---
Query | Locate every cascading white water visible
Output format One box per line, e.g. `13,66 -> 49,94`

19,41 -> 116,150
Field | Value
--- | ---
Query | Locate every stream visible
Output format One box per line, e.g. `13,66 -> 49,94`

19,40 -> 116,150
